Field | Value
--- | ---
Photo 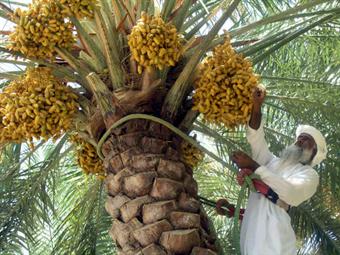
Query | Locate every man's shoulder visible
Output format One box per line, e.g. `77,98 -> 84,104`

295,164 -> 319,177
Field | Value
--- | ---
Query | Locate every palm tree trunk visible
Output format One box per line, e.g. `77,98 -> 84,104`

102,119 -> 218,255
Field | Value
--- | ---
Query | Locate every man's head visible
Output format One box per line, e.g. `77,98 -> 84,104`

280,125 -> 327,166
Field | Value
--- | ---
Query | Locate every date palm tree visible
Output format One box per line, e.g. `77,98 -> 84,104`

0,0 -> 340,254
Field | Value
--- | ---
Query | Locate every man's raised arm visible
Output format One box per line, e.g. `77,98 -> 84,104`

249,88 -> 265,130
246,87 -> 274,165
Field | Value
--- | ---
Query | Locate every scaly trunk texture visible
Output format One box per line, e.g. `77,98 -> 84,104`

102,119 -> 218,255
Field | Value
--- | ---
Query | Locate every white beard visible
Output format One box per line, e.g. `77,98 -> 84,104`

279,144 -> 313,165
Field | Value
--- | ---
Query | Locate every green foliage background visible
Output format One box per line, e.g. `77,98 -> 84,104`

0,0 -> 340,254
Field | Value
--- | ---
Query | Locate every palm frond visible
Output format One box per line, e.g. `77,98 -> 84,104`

0,137 -> 70,253
291,195 -> 340,255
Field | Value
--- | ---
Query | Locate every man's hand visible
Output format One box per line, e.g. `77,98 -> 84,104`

230,151 -> 260,171
253,87 -> 266,108
236,169 -> 269,195
237,168 -> 253,186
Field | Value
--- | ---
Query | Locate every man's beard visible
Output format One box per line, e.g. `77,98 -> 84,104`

280,144 -> 313,165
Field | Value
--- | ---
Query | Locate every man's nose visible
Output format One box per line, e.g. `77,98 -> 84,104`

295,138 -> 304,146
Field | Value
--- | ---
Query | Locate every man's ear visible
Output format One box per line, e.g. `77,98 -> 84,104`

310,147 -> 317,162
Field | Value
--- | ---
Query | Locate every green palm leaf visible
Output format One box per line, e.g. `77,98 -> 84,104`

0,0 -> 340,254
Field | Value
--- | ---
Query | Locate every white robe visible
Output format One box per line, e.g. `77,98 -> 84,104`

240,122 -> 319,255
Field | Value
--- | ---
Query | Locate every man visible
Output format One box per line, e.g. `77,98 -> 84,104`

230,88 -> 327,255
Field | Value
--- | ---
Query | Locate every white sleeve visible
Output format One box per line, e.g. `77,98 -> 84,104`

246,120 -> 274,165
255,165 -> 319,206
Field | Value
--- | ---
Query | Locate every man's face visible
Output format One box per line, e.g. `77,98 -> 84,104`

280,133 -> 317,165
295,133 -> 316,150
294,133 -> 317,164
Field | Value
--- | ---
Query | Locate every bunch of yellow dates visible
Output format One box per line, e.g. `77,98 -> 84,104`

8,0 -> 96,59
180,140 -> 204,169
0,68 -> 79,144
128,12 -> 183,74
193,37 -> 259,128
59,0 -> 97,19
70,135 -> 105,178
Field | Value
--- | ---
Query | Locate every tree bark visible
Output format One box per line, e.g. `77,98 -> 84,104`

102,119 -> 218,255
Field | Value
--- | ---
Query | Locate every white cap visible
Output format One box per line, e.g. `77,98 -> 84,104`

296,125 -> 327,167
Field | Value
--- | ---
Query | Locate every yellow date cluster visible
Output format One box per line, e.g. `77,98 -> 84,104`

0,68 -> 79,144
193,37 -> 259,128
128,12 -> 183,74
180,140 -> 204,169
59,0 -> 97,19
70,135 -> 105,177
8,0 -> 75,59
